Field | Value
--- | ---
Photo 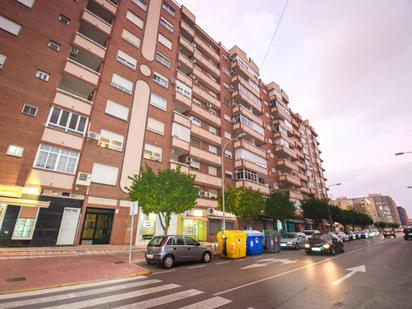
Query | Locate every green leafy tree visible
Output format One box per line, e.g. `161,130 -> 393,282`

265,190 -> 296,222
301,198 -> 329,228
218,187 -> 265,223
127,168 -> 199,234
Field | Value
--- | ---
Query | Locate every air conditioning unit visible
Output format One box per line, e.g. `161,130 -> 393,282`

70,47 -> 80,56
204,192 -> 211,198
192,59 -> 197,64
184,156 -> 192,164
76,172 -> 91,186
170,78 -> 176,85
87,131 -> 100,141
208,208 -> 214,215
210,193 -> 218,200
206,102 -> 212,109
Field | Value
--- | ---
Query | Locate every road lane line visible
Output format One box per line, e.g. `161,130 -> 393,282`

216,261 -> 230,265
115,289 -> 203,309
179,296 -> 232,308
0,279 -> 162,309
0,276 -> 146,300
187,265 -> 207,269
214,240 -> 387,296
43,284 -> 180,309
151,269 -> 176,275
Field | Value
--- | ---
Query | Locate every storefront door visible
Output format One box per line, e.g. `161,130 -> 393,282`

81,208 -> 114,245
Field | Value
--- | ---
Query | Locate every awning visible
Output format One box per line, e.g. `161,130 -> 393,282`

0,196 -> 50,208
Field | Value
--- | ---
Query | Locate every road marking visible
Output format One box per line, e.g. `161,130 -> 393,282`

0,276 -> 146,300
0,279 -> 161,308
151,269 -> 176,275
332,265 -> 366,286
241,258 -> 297,269
43,284 -> 180,309
216,261 -> 230,265
214,240 -> 387,296
179,296 -> 232,308
115,289 -> 203,309
187,265 -> 207,269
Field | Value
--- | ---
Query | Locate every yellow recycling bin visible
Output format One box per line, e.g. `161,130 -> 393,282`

217,230 -> 247,259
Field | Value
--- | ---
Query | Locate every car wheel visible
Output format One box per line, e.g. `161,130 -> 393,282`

295,243 -> 300,250
162,255 -> 174,269
330,247 -> 336,256
202,251 -> 212,263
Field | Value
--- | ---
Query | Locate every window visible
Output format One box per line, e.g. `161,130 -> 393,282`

98,129 -> 124,151
224,131 -> 231,140
224,150 -> 232,159
225,171 -> 233,179
12,207 -> 39,240
191,116 -> 201,127
153,72 -> 168,88
169,236 -> 184,246
47,106 -> 88,135
144,144 -> 162,162
192,98 -> 201,107
117,50 -> 137,70
184,236 -> 199,246
190,160 -> 200,170
235,148 -> 267,167
91,163 -> 119,185
131,0 -> 147,11
105,100 -> 129,121
224,98 -> 231,106
58,15 -> 70,25
34,144 -> 79,174
155,51 -> 170,68
16,0 -> 35,8
236,168 -> 258,183
0,53 -> 6,70
158,33 -> 172,49
208,108 -> 217,116
162,2 -> 176,16
172,122 -> 190,142
0,205 -> 6,231
223,67 -> 231,76
6,145 -> 24,157
175,80 -> 192,98
191,137 -> 201,149
223,83 -> 230,90
126,10 -> 144,28
147,117 -> 165,135
21,104 -> 37,117
160,17 -> 174,32
224,114 -> 231,122
121,28 -> 141,48
35,70 -> 49,81
208,166 -> 217,176
150,93 -> 167,111
0,15 -> 21,36
209,144 -> 217,154
48,40 -> 60,51
111,73 -> 133,94
209,126 -> 217,135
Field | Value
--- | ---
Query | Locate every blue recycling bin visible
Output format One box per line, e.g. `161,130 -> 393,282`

246,230 -> 264,256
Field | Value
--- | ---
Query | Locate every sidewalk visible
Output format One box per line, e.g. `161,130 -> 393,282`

0,254 -> 149,293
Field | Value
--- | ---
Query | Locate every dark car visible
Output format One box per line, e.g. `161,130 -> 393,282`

403,228 -> 412,240
304,233 -> 344,256
383,229 -> 396,238
145,235 -> 212,269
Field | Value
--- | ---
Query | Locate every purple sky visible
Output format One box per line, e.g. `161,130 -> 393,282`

179,0 -> 412,217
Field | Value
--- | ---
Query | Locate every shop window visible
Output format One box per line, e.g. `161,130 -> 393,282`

12,207 -> 39,240
0,205 -> 7,231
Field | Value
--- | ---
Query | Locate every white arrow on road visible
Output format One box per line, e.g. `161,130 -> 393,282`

332,265 -> 366,286
241,258 -> 297,269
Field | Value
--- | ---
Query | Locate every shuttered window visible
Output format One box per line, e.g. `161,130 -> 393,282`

158,33 -> 172,49
121,29 -> 141,48
105,100 -> 129,121
147,117 -> 165,135
126,10 -> 144,28
91,163 -> 119,185
0,15 -> 21,36
117,50 -> 137,70
111,73 -> 133,95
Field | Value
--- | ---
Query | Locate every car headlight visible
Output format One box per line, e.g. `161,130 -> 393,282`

304,244 -> 310,248
287,242 -> 292,245
323,244 -> 331,249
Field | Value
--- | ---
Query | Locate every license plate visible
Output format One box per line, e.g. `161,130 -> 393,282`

408,233 -> 412,236
312,247 -> 321,252
281,243 -> 286,247
146,254 -> 154,259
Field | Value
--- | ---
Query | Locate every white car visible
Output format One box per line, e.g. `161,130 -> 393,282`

337,232 -> 350,242
303,230 -> 321,240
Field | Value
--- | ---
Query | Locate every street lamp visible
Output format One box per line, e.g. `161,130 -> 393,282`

395,152 -> 412,156
325,183 -> 342,191
407,186 -> 412,189
326,183 -> 342,232
221,132 -> 247,237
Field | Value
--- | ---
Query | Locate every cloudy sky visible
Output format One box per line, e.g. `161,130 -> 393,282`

179,0 -> 412,216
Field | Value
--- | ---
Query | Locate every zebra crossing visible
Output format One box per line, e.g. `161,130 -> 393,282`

0,276 -> 232,309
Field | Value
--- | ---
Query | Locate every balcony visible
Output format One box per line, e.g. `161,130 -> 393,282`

190,147 -> 221,166
279,173 -> 302,186
233,122 -> 265,145
58,75 -> 95,102
231,75 -> 260,99
297,172 -> 309,182
289,190 -> 304,201
177,70 -> 192,87
271,106 -> 291,122
173,112 -> 191,128
181,20 -> 195,38
192,85 -> 220,109
273,132 -> 294,147
194,36 -> 220,63
295,140 -> 303,149
191,125 -> 221,145
294,160 -> 306,170
231,61 -> 258,84
300,187 -> 312,195
274,145 -> 297,160
232,104 -> 263,127
191,170 -> 221,187
272,119 -> 293,134
175,91 -> 192,109
196,198 -> 218,208
178,52 -> 194,70
232,89 -> 262,114
172,136 -> 190,152
235,159 -> 267,175
82,9 -> 112,35
170,160 -> 190,173
277,159 -> 299,172
94,0 -> 117,14
54,89 -> 92,115
235,180 -> 270,195
191,104 -> 221,128
234,139 -> 266,158
193,66 -> 220,93
78,21 -> 108,48
291,117 -> 299,128
179,36 -> 194,54
64,58 -> 100,86
73,33 -> 106,59
193,49 -> 220,77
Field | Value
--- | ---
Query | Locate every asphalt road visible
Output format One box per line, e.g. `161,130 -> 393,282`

0,235 -> 411,308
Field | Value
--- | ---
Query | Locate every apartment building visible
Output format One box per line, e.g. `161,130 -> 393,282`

333,194 -> 402,225
397,207 -> 409,226
0,0 -> 327,247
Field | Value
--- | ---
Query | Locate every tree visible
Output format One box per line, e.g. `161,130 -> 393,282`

301,198 -> 329,228
265,190 -> 296,222
127,167 -> 199,234
218,187 -> 264,224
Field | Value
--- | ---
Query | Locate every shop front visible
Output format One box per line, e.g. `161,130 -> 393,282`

80,208 -> 114,245
208,209 -> 237,242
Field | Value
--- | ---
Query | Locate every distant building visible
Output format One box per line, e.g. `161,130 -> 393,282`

397,207 -> 409,226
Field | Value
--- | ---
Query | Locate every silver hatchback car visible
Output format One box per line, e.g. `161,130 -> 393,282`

145,235 -> 212,269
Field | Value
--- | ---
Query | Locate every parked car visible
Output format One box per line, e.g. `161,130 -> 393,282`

383,229 -> 396,238
360,230 -> 369,239
145,235 -> 212,269
304,233 -> 344,255
280,232 -> 307,249
346,231 -> 357,241
336,231 -> 350,242
368,229 -> 379,237
302,230 -> 321,240
403,228 -> 412,240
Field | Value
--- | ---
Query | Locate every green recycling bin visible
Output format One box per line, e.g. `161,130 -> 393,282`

263,229 -> 281,253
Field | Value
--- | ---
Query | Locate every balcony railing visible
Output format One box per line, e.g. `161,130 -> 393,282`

235,180 -> 270,195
